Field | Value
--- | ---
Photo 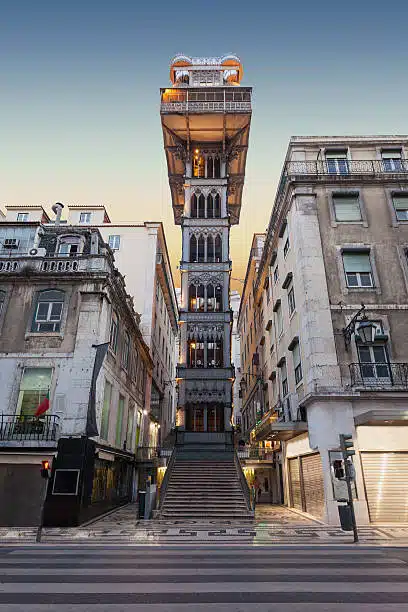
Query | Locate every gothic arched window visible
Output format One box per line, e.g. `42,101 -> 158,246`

207,338 -> 223,368
198,194 -> 205,218
188,338 -> 205,368
193,155 -> 205,178
215,285 -> 223,311
197,235 -> 205,262
207,194 -> 214,218
207,156 -> 214,178
189,235 -> 198,262
207,235 -> 215,261
215,235 -> 222,262
214,194 -> 221,218
191,194 -> 198,218
214,157 -> 221,178
189,284 -> 205,311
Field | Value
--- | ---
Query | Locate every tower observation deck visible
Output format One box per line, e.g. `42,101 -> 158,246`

160,54 -> 252,438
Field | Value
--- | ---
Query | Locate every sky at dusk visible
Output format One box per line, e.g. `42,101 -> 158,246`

2,0 -> 408,291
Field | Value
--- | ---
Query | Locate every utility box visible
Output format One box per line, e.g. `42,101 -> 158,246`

338,504 -> 353,531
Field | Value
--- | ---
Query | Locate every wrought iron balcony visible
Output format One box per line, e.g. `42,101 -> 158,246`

0,414 -> 60,442
237,447 -> 275,461
0,255 -> 110,275
349,363 -> 408,388
135,446 -> 160,462
283,159 -> 408,179
160,87 -> 252,114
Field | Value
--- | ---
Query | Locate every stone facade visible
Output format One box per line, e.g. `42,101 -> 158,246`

240,136 -> 408,525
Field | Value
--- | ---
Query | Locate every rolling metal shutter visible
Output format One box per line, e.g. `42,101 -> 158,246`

361,452 -> 408,523
288,457 -> 302,510
301,453 -> 325,519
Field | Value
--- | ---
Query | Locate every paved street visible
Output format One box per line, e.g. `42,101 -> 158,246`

1,544 -> 408,610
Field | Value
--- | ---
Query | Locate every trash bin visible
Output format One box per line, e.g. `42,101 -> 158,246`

138,490 -> 146,519
338,503 -> 353,531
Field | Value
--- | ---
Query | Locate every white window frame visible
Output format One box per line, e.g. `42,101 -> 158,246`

392,194 -> 408,222
325,149 -> 349,175
17,213 -> 29,222
342,251 -> 374,288
108,235 -> 121,250
32,291 -> 64,333
109,311 -> 119,353
288,285 -> 296,316
79,212 -> 92,224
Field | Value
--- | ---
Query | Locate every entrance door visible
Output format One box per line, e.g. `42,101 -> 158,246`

191,406 -> 204,432
288,457 -> 302,510
361,452 -> 408,522
207,405 -> 223,432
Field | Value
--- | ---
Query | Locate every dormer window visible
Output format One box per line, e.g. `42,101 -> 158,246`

17,213 -> 29,222
79,212 -> 92,224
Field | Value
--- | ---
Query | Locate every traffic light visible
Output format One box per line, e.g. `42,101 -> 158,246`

40,460 -> 50,479
340,434 -> 355,457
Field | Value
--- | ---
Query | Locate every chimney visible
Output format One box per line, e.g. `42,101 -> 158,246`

51,202 -> 64,226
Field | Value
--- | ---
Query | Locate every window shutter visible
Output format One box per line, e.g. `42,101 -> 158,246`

392,195 -> 408,210
325,150 -> 347,159
333,195 -> 362,221
342,252 -> 371,273
293,343 -> 301,368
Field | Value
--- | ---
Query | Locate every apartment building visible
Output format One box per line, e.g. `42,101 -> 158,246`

0,218 -> 152,526
240,136 -> 408,524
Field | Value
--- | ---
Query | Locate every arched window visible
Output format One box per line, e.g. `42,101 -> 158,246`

193,155 -> 205,178
207,194 -> 214,218
207,156 -> 214,178
32,289 -> 64,333
189,284 -> 205,311
207,284 -> 215,312
191,194 -> 198,218
215,235 -> 222,262
215,285 -> 223,311
207,235 -> 215,262
214,194 -> 221,218
198,194 -> 205,218
214,157 -> 221,178
189,235 -> 198,262
197,235 -> 205,262
58,235 -> 83,257
188,338 -> 205,368
207,338 -> 223,368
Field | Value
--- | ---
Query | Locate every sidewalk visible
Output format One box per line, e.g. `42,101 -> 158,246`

1,504 -> 408,545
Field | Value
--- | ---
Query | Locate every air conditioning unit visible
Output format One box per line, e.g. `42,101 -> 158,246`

28,247 -> 47,257
3,238 -> 19,249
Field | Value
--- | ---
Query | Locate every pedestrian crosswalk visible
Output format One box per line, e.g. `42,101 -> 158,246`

0,545 -> 408,610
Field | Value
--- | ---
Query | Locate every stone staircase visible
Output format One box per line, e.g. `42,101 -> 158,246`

159,456 -> 253,521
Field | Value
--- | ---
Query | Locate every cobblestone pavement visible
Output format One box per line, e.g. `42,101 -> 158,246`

2,504 -> 408,545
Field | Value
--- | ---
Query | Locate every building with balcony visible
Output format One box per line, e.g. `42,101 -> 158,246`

0,218 -> 153,526
161,54 -> 251,436
240,135 -> 408,524
1,204 -> 179,443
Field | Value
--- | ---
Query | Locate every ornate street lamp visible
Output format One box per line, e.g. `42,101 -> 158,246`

342,304 -> 376,349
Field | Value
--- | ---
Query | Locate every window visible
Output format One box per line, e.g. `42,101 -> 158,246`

109,311 -> 119,353
382,149 -> 403,172
325,150 -> 349,174
193,154 -> 205,177
32,290 -> 64,332
58,236 -> 81,256
283,237 -> 290,258
100,380 -> 112,440
188,339 -> 205,368
122,331 -> 130,370
293,343 -> 303,384
273,266 -> 279,284
207,339 -> 223,368
275,303 -> 283,337
358,344 -> 390,381
108,235 -> 121,250
333,194 -> 362,221
342,251 -> 373,288
288,286 -> 296,316
0,290 -> 5,316
17,213 -> 29,222
79,212 -> 92,224
17,368 -> 52,417
392,194 -> 408,221
115,395 -> 125,447
281,362 -> 288,398
189,284 -> 205,311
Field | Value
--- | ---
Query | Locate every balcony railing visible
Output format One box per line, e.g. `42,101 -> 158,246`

0,414 -> 60,441
284,159 -> 408,179
0,255 -> 110,275
349,363 -> 408,388
160,88 -> 252,114
237,447 -> 275,461
135,446 -> 160,462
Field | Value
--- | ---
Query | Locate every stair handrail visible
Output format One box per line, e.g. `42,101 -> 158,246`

234,448 -> 255,515
157,446 -> 176,510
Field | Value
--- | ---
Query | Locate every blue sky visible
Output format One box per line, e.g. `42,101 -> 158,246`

2,0 -> 408,286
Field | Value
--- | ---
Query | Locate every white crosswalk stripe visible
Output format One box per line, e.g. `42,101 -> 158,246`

0,545 -> 408,611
